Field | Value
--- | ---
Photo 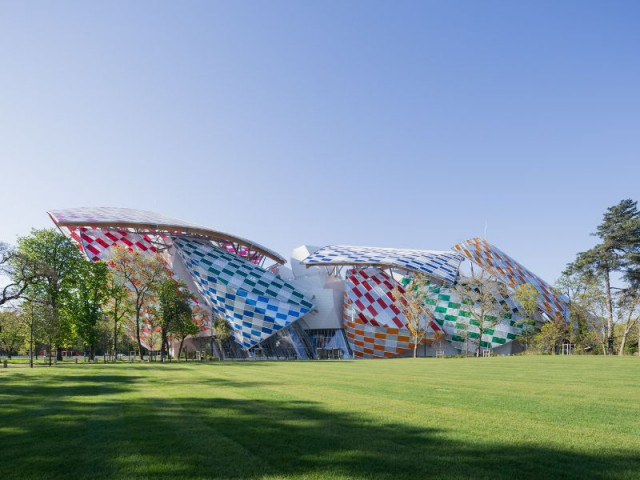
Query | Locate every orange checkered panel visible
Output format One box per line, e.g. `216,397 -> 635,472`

343,268 -> 441,358
453,238 -> 569,321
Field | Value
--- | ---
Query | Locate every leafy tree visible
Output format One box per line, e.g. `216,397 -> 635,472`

555,270 -> 595,352
514,283 -> 539,351
1,242 -> 42,307
533,314 -> 567,354
0,309 -> 27,358
109,246 -> 166,360
103,272 -> 133,361
147,330 -> 162,361
212,316 -> 232,360
16,229 -> 84,362
560,271 -> 611,354
67,261 -> 110,360
392,274 -> 434,358
157,278 -> 193,362
174,304 -> 200,361
616,290 -> 640,355
452,269 -> 511,357
21,296 -> 41,367
570,199 -> 640,354
36,300 -> 59,365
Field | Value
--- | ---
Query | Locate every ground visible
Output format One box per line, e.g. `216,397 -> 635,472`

0,357 -> 638,480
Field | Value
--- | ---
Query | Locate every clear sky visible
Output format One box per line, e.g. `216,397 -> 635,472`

1,0 -> 638,284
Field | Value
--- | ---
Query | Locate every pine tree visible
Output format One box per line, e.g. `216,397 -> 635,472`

571,199 -> 640,354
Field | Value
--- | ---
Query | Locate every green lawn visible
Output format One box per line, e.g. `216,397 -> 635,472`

0,357 -> 638,479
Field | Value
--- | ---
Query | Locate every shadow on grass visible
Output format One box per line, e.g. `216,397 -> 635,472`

0,371 -> 638,480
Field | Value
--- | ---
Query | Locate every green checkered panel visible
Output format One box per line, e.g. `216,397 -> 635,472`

417,280 -> 525,353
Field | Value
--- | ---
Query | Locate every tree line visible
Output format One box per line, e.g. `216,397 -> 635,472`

0,229 -> 231,365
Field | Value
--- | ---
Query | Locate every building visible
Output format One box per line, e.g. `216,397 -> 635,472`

48,207 -> 569,359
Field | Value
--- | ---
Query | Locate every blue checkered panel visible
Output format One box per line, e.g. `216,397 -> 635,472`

173,237 -> 314,349
303,245 -> 464,284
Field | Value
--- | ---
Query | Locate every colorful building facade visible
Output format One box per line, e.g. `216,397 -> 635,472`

49,207 -> 569,358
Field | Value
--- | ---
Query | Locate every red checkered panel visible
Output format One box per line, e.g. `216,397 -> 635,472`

346,268 -> 405,328
343,295 -> 435,358
344,269 -> 441,358
68,226 -> 166,262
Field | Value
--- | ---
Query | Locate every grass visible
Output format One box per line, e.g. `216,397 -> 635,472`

0,357 -> 638,479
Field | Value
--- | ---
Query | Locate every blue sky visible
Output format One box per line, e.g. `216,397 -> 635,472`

1,0 -> 638,283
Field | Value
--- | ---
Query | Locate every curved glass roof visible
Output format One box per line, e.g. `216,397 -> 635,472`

302,245 -> 464,283
48,207 -> 285,264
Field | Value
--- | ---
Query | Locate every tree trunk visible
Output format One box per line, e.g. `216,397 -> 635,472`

604,270 -> 615,355
29,316 -> 34,369
217,340 -> 225,361
90,344 -> 95,361
178,338 -> 185,362
413,333 -> 418,358
136,308 -> 144,361
113,314 -> 118,363
618,321 -> 637,355
476,326 -> 483,357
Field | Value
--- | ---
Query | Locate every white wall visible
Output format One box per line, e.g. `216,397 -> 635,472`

288,245 -> 345,330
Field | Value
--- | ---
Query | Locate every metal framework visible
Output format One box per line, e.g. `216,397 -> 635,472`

303,245 -> 465,284
48,207 -> 285,265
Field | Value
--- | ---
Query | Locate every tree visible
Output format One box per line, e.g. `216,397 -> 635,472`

212,316 -> 232,360
0,309 -> 26,358
1,242 -> 42,307
146,330 -> 162,361
571,200 -> 640,354
173,304 -> 200,361
555,270 -> 596,352
452,269 -> 511,357
67,261 -> 110,360
616,290 -> 640,355
392,274 -> 436,358
103,272 -> 133,362
21,296 -> 41,368
16,229 -> 84,363
514,283 -> 539,351
455,320 -> 472,358
36,300 -> 59,365
533,314 -> 567,354
559,271 -> 611,355
157,278 -> 193,362
109,246 -> 166,360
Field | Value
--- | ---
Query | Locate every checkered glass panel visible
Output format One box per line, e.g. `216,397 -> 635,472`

419,280 -> 525,353
173,237 -> 313,350
343,268 -> 442,358
453,238 -> 569,321
304,245 -> 464,283
65,226 -> 166,262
